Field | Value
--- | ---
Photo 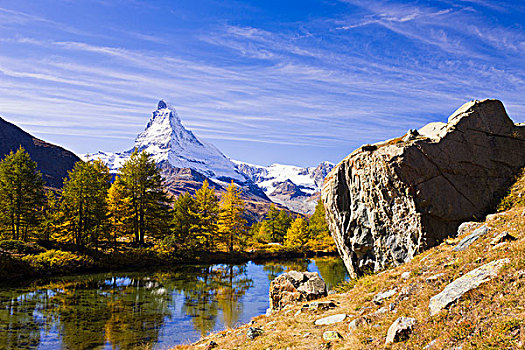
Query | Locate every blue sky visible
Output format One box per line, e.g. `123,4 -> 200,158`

0,0 -> 523,166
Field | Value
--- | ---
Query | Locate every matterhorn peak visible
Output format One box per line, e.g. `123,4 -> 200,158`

88,100 -> 244,182
157,99 -> 168,110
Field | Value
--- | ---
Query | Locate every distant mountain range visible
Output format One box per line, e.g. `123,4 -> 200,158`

85,100 -> 332,215
0,100 -> 332,217
234,161 -> 333,214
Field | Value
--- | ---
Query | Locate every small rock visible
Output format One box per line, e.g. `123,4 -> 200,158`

403,129 -> 419,142
491,231 -> 516,245
357,306 -> 371,315
426,273 -> 445,282
453,225 -> 490,251
348,316 -> 368,331
304,301 -> 337,311
328,290 -> 337,295
385,317 -> 417,344
247,327 -> 264,340
322,331 -> 343,341
401,271 -> 411,280
294,310 -> 302,317
457,222 -> 479,237
303,332 -> 312,338
400,285 -> 415,297
372,288 -> 397,304
372,307 -> 388,316
492,242 -> 508,250
266,321 -> 276,327
429,258 -> 509,316
486,213 -> 503,221
314,313 -> 347,325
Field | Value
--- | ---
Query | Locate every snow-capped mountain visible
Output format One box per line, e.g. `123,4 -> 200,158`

233,161 -> 334,214
84,100 -> 334,215
85,100 -> 244,182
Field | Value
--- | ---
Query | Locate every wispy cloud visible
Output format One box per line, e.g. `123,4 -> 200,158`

0,0 -> 523,166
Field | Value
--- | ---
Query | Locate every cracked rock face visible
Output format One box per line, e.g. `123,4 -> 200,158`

322,99 -> 525,277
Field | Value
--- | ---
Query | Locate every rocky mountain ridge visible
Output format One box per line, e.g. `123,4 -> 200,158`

0,116 -> 80,188
234,161 -> 334,214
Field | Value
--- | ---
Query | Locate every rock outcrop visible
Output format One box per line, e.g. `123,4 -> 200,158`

322,99 -> 525,276
268,271 -> 327,312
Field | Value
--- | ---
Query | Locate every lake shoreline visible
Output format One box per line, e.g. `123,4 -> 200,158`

0,246 -> 339,286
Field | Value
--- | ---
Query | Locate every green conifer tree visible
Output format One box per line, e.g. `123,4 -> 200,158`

59,159 -> 111,247
0,147 -> 44,241
275,210 -> 292,242
115,150 -> 171,245
41,190 -> 59,243
264,205 -> 280,242
171,192 -> 198,248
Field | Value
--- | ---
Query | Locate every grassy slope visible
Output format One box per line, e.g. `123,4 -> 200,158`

174,174 -> 525,349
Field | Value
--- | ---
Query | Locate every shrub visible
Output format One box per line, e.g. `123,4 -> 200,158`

498,169 -> 525,211
0,239 -> 46,254
22,250 -> 94,274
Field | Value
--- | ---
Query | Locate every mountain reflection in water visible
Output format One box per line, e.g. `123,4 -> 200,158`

0,257 -> 348,349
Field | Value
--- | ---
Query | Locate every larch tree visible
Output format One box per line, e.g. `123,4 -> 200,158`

107,178 -> 131,244
0,147 -> 44,241
114,149 -> 170,245
59,159 -> 111,248
218,181 -> 246,252
171,192 -> 198,249
264,205 -> 280,242
275,209 -> 292,242
193,180 -> 219,250
284,217 -> 310,248
309,200 -> 335,250
41,190 -> 59,243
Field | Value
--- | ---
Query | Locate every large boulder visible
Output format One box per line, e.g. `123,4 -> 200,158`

322,99 -> 525,276
269,271 -> 327,312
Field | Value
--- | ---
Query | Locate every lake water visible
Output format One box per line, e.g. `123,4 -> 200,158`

0,257 -> 348,349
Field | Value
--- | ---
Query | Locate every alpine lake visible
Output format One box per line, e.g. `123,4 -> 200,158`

0,257 -> 348,349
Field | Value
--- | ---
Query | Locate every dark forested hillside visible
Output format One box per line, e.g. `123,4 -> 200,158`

0,116 -> 80,188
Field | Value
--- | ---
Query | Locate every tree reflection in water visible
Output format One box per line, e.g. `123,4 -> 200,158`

0,258 -> 347,349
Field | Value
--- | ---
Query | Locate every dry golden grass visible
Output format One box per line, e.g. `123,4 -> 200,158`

173,194 -> 525,349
